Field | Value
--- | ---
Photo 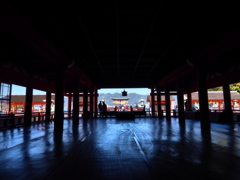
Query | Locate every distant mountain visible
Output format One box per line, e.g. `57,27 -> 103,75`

98,93 -> 149,106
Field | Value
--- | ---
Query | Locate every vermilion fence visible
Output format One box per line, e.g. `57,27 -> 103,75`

0,112 -> 55,129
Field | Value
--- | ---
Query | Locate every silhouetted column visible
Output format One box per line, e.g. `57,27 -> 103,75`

197,68 -> 210,129
73,77 -> 80,125
67,93 -> 72,118
157,86 -> 162,118
151,87 -> 155,117
223,81 -> 234,122
90,88 -> 94,119
238,100 -> 240,110
165,83 -> 171,120
9,84 -> 12,112
176,76 -> 185,124
187,91 -> 192,111
54,67 -> 65,131
45,89 -> 51,122
83,84 -> 88,120
24,83 -> 33,126
94,88 -> 98,118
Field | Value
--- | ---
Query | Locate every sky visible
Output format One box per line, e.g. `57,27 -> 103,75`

11,85 -> 151,95
12,84 -> 45,95
98,88 -> 150,95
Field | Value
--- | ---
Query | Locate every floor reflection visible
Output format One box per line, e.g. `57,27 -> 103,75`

0,118 -> 240,180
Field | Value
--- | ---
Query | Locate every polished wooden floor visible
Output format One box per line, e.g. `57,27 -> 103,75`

0,117 -> 240,180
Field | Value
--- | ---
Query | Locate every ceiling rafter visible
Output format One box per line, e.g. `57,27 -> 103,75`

132,4 -> 161,78
49,16 -> 94,77
146,17 -> 194,78
116,0 -> 120,75
73,5 -> 105,76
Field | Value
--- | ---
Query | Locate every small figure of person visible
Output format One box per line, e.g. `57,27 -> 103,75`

98,101 -> 103,116
102,102 -> 107,117
124,104 -> 128,111
184,99 -> 188,111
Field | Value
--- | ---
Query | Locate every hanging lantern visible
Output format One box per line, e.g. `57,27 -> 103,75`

122,89 -> 127,96
140,98 -> 144,106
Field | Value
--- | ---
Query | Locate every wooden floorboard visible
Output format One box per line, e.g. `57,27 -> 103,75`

0,118 -> 240,180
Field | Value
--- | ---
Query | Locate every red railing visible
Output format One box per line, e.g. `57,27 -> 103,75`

0,112 -> 55,129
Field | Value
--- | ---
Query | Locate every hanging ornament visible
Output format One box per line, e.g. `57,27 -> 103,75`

122,89 -> 127,96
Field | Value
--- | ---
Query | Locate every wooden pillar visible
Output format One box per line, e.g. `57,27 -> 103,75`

223,81 -> 234,122
176,76 -> 185,124
67,93 -> 72,118
90,88 -> 94,119
24,83 -> 33,126
151,87 -> 155,117
83,84 -> 88,120
187,91 -> 192,111
9,84 -> 12,113
73,77 -> 80,125
94,88 -> 98,118
165,83 -> 171,120
157,86 -> 162,118
238,100 -> 240,110
45,89 -> 51,122
197,68 -> 210,129
54,67 -> 65,131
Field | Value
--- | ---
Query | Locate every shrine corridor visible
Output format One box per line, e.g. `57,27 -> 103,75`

0,118 -> 240,180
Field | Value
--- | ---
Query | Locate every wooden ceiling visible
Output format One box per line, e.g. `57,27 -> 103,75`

0,1 -> 239,93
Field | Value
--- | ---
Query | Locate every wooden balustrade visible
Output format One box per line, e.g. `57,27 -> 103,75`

0,112 -> 55,129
